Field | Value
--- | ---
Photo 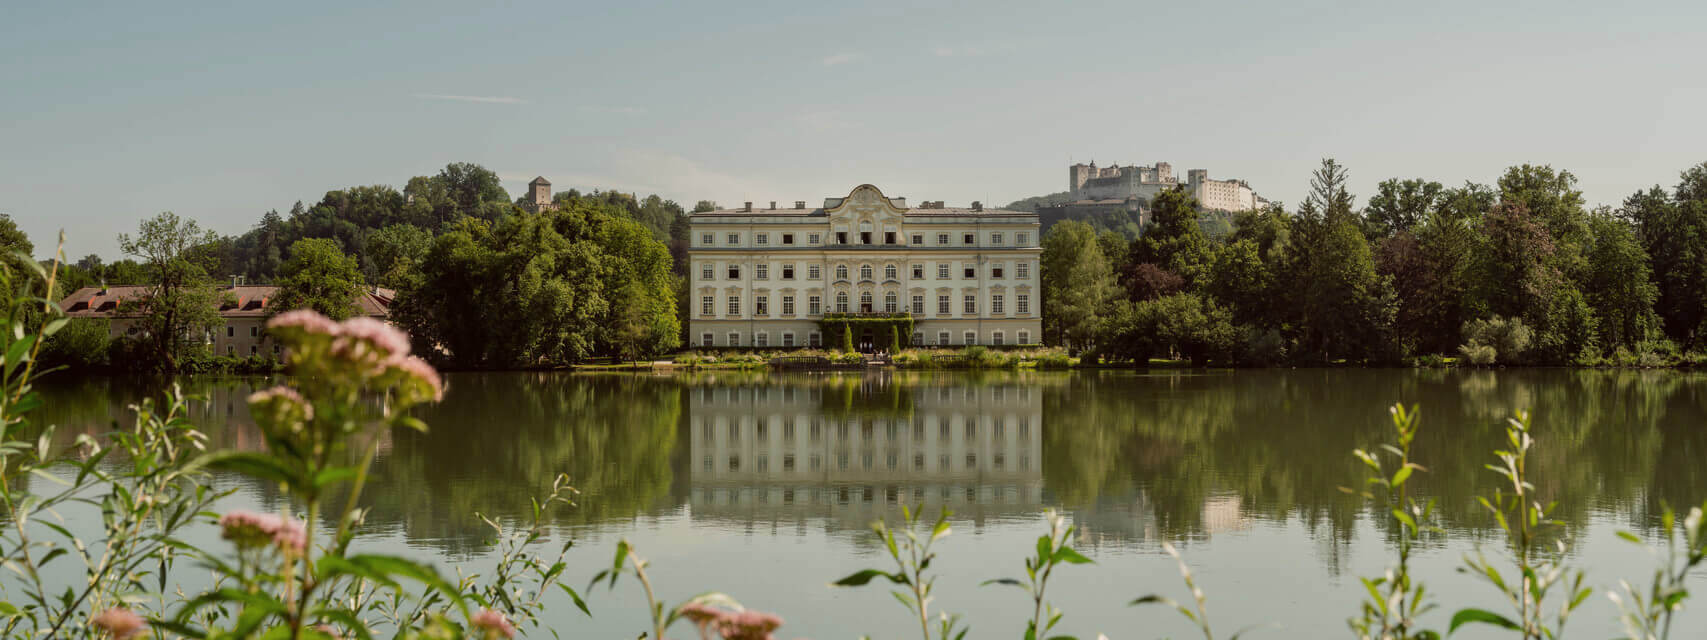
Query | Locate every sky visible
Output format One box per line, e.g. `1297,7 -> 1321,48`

3,0 -> 1705,260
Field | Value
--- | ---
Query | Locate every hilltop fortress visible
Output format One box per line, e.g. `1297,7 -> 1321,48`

1068,161 -> 1269,212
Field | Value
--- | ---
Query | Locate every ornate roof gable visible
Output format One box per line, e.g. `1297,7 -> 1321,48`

825,184 -> 906,228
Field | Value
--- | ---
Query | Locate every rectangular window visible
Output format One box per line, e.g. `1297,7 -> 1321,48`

808,295 -> 821,315
808,265 -> 821,280
992,294 -> 1004,314
702,333 -> 714,347
701,263 -> 713,280
964,330 -> 977,345
701,233 -> 714,245
912,331 -> 924,346
728,296 -> 741,315
250,326 -> 259,337
728,332 -> 741,346
227,326 -> 235,337
1018,330 -> 1031,345
755,332 -> 768,347
755,264 -> 768,279
937,331 -> 950,345
782,264 -> 794,279
911,264 -> 923,279
937,264 -> 949,279
1016,262 -> 1030,279
884,231 -> 897,244
1017,232 -> 1029,246
782,296 -> 795,315
1017,293 -> 1030,315
782,233 -> 795,245
860,231 -> 872,244
911,295 -> 924,314
755,296 -> 768,316
938,295 -> 950,315
963,233 -> 975,245
809,233 -> 821,244
727,232 -> 740,245
911,234 -> 923,245
809,331 -> 822,347
783,332 -> 795,347
964,265 -> 976,279
937,233 -> 949,245
700,296 -> 714,316
992,264 -> 1004,279
836,231 -> 847,244
727,265 -> 740,279
964,295 -> 976,314
756,233 -> 768,245
991,232 -> 1003,245
992,331 -> 1005,346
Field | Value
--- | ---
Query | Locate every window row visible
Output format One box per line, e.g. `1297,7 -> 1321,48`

699,328 -> 1033,348
699,293 -> 1031,317
699,261 -> 1032,282
696,231 -> 1033,248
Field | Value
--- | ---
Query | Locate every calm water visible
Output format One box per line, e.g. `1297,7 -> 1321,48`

31,369 -> 1707,638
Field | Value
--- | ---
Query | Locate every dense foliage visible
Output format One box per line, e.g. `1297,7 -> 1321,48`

1039,158 -> 1707,366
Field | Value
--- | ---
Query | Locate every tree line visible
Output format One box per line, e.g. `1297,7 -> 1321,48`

1040,158 -> 1707,366
6,162 -> 687,370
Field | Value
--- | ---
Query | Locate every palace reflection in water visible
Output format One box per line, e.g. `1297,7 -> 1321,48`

687,374 -> 1045,532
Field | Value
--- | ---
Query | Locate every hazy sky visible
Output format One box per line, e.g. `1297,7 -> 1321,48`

4,0 -> 1704,259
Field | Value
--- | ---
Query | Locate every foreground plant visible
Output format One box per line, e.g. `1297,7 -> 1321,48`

1345,404 -> 1441,640
591,539 -> 769,639
1132,542 -> 1247,640
984,509 -> 1093,640
1608,503 -> 1707,640
1450,411 -> 1591,639
833,505 -> 968,640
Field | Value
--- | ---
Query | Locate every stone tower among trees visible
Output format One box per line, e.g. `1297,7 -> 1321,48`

525,176 -> 555,213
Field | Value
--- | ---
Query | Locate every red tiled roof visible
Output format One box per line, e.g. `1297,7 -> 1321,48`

58,285 -> 392,319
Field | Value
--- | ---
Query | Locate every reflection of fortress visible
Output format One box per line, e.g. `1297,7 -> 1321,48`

688,378 -> 1043,529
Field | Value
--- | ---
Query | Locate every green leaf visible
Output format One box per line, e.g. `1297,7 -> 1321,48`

197,451 -> 299,489
980,578 -> 1026,589
558,584 -> 592,616
1448,608 -> 1521,634
345,554 -> 468,617
610,540 -> 630,588
1053,546 -> 1093,565
1036,535 -> 1053,564
832,569 -> 903,587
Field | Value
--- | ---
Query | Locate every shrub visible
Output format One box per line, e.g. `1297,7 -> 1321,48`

39,317 -> 110,369
1460,316 -> 1531,365
1458,343 -> 1498,365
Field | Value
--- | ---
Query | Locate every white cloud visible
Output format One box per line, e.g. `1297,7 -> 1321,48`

413,93 -> 527,104
820,52 -> 861,66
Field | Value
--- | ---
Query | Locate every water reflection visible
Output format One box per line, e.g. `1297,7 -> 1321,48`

31,368 -> 1707,554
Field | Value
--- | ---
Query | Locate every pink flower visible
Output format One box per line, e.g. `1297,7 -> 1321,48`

469,609 -> 516,639
219,510 -> 307,555
716,610 -> 783,640
339,317 -> 410,359
677,602 -> 726,637
91,607 -> 146,639
247,386 -> 314,422
267,309 -> 342,337
389,355 -> 445,402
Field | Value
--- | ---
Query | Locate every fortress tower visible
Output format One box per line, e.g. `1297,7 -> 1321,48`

525,176 -> 555,213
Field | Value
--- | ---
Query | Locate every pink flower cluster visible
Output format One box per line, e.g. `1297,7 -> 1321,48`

247,386 -> 313,421
677,603 -> 784,640
469,609 -> 517,639
265,310 -> 445,402
91,607 -> 145,639
218,510 -> 307,555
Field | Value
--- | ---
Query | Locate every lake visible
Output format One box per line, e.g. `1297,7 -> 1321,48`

31,369 -> 1707,638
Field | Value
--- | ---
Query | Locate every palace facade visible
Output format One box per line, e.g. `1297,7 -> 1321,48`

688,184 -> 1042,349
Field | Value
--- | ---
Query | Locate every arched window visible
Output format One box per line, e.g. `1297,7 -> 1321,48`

835,265 -> 848,280
859,291 -> 874,313
835,292 -> 849,313
860,264 -> 874,281
884,265 -> 897,280
884,292 -> 898,313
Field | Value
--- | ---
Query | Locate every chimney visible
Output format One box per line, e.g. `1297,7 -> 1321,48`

794,201 -> 806,209
971,201 -> 983,212
743,201 -> 753,212
230,275 -> 239,289
769,201 -> 776,210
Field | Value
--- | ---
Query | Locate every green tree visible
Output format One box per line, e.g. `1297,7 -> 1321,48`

1289,159 -> 1398,362
1583,210 -> 1658,351
365,224 -> 432,289
118,211 -> 225,370
1622,164 -> 1707,348
270,238 -> 365,320
1364,178 -> 1443,238
1040,220 -> 1116,352
1128,187 -> 1213,292
1097,293 -> 1238,366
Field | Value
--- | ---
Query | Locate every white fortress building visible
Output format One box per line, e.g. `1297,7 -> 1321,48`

688,184 -> 1042,349
1069,161 -> 1269,212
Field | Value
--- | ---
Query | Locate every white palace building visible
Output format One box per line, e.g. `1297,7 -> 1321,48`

688,184 -> 1042,349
